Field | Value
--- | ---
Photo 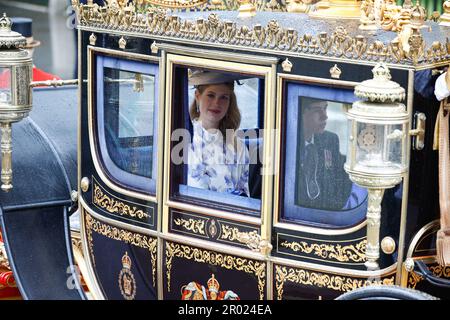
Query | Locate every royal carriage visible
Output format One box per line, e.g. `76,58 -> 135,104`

0,0 -> 449,300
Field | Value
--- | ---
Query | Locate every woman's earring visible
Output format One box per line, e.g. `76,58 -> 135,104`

196,103 -> 200,113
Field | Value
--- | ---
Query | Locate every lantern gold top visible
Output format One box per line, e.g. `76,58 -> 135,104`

0,13 -> 27,49
354,63 -> 406,103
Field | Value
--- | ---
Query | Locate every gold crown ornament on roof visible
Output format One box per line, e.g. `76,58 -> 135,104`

440,0 -> 450,26
410,0 -> 426,28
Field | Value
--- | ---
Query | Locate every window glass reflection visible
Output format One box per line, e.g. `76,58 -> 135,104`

170,67 -> 263,214
296,97 -> 352,210
96,55 -> 159,194
103,67 -> 155,178
282,82 -> 368,227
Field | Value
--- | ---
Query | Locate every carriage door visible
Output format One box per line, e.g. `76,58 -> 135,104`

80,45 -> 161,300
161,53 -> 276,300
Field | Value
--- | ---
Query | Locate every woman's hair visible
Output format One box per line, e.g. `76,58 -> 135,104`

189,82 -> 241,136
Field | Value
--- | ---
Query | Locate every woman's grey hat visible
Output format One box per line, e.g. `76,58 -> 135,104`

188,69 -> 250,86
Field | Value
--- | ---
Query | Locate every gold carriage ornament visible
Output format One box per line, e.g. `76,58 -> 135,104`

344,63 -> 409,270
0,13 -> 77,192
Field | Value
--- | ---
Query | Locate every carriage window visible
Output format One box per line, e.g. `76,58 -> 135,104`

170,66 -> 263,214
281,82 -> 368,228
96,55 -> 159,194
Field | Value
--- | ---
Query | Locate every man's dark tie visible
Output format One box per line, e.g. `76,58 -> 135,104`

304,143 -> 320,200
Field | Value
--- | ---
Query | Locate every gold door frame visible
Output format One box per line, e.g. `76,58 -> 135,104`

162,53 -> 277,241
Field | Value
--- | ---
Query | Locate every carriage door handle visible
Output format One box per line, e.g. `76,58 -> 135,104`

409,112 -> 426,150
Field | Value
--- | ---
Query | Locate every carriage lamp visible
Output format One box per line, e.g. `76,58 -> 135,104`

0,13 -> 77,192
0,13 -> 33,192
344,63 -> 408,270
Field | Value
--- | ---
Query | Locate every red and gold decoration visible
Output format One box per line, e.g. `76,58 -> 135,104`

181,274 -> 240,300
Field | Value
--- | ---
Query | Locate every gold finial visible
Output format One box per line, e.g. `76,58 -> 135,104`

329,64 -> 342,79
0,13 -> 11,31
440,0 -> 450,26
281,58 -> 293,72
403,0 -> 413,9
410,0 -> 426,27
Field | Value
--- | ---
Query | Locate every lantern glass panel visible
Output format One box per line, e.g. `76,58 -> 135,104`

0,67 -> 11,104
354,122 -> 405,175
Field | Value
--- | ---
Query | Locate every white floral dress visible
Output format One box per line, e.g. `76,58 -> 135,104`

187,120 -> 250,197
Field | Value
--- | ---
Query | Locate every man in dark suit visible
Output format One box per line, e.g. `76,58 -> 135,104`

296,97 -> 352,211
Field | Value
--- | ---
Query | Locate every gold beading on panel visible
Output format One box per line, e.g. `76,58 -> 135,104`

173,217 -> 206,235
92,184 -> 150,220
275,265 -> 395,300
85,213 -> 158,286
280,239 -> 367,263
165,242 -> 266,299
71,1 -> 450,66
0,241 -> 10,270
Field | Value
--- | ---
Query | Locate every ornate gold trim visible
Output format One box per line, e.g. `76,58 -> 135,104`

407,264 -> 450,289
280,239 -> 367,263
85,213 -> 158,287
275,265 -> 395,300
165,242 -> 266,299
0,241 -> 10,270
72,1 -> 450,66
92,182 -> 151,221
173,217 -> 206,235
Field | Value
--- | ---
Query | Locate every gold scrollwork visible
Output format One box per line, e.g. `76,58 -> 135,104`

71,1 -> 449,66
408,264 -> 450,289
173,217 -> 206,235
92,183 -> 150,221
220,225 -> 261,250
85,213 -> 158,287
165,242 -> 266,299
0,241 -> 10,270
275,265 -> 395,300
280,239 -> 367,263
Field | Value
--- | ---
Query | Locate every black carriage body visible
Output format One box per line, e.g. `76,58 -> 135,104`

6,6 -> 444,300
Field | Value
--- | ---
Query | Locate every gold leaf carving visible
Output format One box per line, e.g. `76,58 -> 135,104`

408,264 -> 450,289
220,225 -> 262,251
275,265 -> 395,300
280,239 -> 367,263
85,213 -> 157,286
173,217 -> 206,235
165,242 -> 266,299
71,1 -> 450,66
0,241 -> 10,270
93,184 -> 150,220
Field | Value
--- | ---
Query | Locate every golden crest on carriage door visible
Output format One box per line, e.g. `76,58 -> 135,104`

118,252 -> 136,300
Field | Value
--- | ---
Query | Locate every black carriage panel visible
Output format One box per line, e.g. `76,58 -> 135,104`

169,209 -> 261,249
162,240 -> 266,300
273,226 -> 367,269
280,56 -> 409,89
83,211 -> 157,300
273,263 -> 397,300
89,176 -> 156,228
